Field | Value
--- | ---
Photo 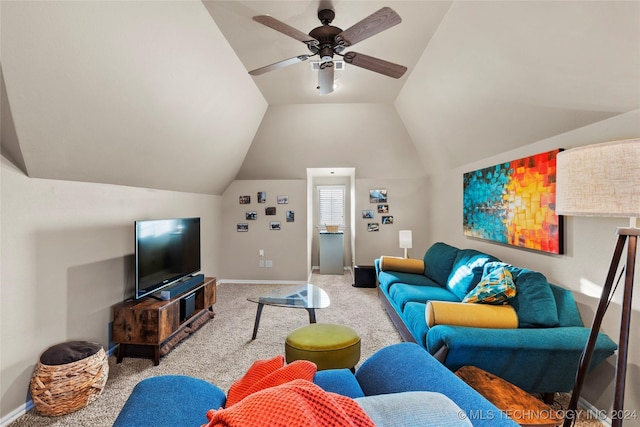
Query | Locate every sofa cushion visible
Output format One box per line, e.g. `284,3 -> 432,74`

426,301 -> 518,329
423,242 -> 459,287
484,262 -> 559,328
390,283 -> 460,311
379,256 -> 425,274
377,270 -> 439,293
314,369 -> 365,398
446,250 -> 501,301
355,391 -> 472,427
462,267 -> 516,304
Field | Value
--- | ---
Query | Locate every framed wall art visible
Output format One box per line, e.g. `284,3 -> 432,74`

463,149 -> 563,254
369,189 -> 387,203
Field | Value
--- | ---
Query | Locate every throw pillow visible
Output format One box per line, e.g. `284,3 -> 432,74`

462,267 -> 516,304
379,256 -> 425,274
423,242 -> 459,287
445,249 -> 501,301
425,301 -> 518,329
482,262 -> 560,328
355,391 -> 473,427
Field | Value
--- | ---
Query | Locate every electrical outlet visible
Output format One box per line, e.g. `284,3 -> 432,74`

259,249 -> 264,257
265,260 -> 273,268
259,260 -> 265,267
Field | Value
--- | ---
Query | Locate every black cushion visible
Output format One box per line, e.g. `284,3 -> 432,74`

40,341 -> 101,365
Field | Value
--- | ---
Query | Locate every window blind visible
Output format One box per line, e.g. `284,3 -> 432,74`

318,185 -> 345,226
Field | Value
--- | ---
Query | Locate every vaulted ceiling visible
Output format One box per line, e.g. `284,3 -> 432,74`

2,1 -> 639,194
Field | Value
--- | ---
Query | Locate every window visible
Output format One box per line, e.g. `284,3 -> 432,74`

318,185 -> 345,226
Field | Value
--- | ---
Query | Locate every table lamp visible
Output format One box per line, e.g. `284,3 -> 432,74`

556,138 -> 640,427
399,230 -> 412,258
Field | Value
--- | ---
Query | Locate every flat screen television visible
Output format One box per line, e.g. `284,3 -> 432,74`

135,217 -> 201,299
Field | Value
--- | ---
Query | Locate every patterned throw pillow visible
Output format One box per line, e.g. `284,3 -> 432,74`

462,267 -> 516,304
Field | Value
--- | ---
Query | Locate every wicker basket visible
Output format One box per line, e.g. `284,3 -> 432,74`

325,225 -> 340,233
29,345 -> 109,416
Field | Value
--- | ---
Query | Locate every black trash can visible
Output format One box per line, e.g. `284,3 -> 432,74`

353,265 -> 377,288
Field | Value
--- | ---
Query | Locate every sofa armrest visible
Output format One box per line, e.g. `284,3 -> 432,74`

427,326 -> 617,393
113,375 -> 226,427
354,342 -> 519,427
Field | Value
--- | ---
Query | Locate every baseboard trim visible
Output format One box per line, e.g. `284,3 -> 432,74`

578,396 -> 612,427
0,401 -> 34,427
220,267 -> 352,286
217,279 -> 309,285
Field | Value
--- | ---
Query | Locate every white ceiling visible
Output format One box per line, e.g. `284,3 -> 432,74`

2,1 -> 639,194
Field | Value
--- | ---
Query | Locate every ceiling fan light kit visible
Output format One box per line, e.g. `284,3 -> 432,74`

249,6 -> 407,95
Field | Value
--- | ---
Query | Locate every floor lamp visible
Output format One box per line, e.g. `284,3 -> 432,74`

556,138 -> 640,427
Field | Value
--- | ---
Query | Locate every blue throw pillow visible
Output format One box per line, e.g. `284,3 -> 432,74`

462,267 -> 516,304
445,249 -> 501,301
483,262 -> 559,328
423,242 -> 459,287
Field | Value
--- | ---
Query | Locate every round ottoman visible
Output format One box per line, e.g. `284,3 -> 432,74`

29,341 -> 109,416
285,323 -> 361,371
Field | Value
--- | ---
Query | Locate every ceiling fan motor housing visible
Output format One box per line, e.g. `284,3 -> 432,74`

308,9 -> 345,61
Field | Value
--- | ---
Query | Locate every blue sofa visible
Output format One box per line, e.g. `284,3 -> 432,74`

114,342 -> 519,426
376,242 -> 617,395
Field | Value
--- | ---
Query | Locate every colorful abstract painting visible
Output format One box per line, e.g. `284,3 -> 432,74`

463,149 -> 563,254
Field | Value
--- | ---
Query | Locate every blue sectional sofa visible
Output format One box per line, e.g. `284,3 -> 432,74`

114,342 -> 518,427
376,242 -> 617,395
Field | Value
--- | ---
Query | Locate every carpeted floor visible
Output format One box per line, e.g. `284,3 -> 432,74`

11,271 -> 603,426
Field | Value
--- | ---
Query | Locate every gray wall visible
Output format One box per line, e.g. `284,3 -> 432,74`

0,157 -> 222,421
424,109 -> 640,416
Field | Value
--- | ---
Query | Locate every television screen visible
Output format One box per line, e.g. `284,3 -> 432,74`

135,217 -> 201,299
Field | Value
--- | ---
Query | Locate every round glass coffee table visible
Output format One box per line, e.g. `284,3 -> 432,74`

247,284 -> 330,340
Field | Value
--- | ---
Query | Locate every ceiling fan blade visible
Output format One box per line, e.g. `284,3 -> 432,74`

249,54 -> 312,76
336,7 -> 401,47
253,15 -> 317,46
342,51 -> 407,79
318,62 -> 335,95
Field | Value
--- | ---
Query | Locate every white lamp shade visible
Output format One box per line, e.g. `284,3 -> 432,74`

556,138 -> 640,218
399,230 -> 412,249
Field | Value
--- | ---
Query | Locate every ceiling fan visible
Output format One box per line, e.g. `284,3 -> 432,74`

248,7 -> 407,95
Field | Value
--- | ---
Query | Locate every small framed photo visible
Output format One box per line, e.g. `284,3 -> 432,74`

368,223 -> 379,232
265,206 -> 276,215
237,223 -> 248,232
270,221 -> 281,230
377,204 -> 389,213
246,211 -> 257,220
286,210 -> 295,222
277,195 -> 289,204
369,189 -> 387,203
382,215 -> 394,224
257,191 -> 266,203
362,210 -> 374,219
239,195 -> 251,204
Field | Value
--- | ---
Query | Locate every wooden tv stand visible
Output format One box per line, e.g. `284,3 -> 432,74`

112,276 -> 216,365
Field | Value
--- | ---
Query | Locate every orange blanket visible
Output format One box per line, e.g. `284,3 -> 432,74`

203,355 -> 374,427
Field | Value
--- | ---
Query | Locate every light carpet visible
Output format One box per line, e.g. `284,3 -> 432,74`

11,271 -> 602,426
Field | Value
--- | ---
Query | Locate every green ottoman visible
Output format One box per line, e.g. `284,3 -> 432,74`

285,323 -> 361,371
